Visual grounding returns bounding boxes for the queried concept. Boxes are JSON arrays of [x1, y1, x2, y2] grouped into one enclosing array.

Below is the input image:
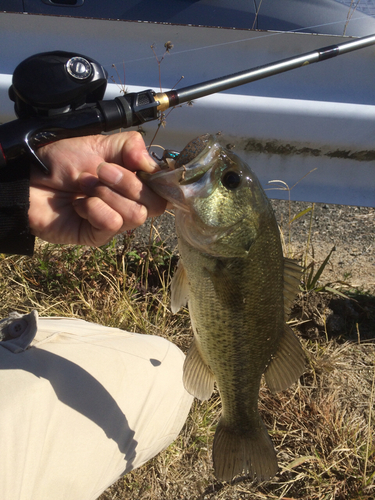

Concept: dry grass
[[1, 227, 374, 500]]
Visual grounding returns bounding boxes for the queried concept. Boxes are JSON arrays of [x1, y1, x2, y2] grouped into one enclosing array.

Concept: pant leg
[[0, 313, 193, 500]]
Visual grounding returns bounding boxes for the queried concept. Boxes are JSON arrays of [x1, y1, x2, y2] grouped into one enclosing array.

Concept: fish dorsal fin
[[171, 259, 190, 313], [264, 324, 305, 393], [183, 337, 215, 401], [284, 257, 302, 316]]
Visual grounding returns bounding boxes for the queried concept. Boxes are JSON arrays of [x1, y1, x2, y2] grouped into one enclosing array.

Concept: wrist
[[0, 162, 35, 255]]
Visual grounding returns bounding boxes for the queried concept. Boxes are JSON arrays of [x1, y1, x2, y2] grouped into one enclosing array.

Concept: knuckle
[[124, 203, 148, 230]]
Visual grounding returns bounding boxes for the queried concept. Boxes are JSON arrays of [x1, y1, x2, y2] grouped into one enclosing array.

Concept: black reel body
[[0, 50, 159, 173], [9, 51, 108, 118]]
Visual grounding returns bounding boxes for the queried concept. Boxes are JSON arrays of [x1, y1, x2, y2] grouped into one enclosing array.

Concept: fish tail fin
[[212, 418, 278, 482]]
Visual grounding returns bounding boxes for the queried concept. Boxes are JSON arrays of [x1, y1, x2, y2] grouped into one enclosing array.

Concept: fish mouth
[[139, 135, 255, 256], [138, 135, 220, 210]]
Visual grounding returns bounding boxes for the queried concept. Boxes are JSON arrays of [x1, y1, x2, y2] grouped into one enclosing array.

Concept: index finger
[[100, 131, 159, 173]]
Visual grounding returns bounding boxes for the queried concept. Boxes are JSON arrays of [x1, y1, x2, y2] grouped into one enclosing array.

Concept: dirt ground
[[273, 201, 375, 342], [272, 200, 375, 293]]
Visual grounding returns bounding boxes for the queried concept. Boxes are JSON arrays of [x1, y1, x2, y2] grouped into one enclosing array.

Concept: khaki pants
[[0, 312, 193, 500]]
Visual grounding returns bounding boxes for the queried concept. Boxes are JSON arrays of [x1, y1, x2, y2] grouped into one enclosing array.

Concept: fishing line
[[107, 12, 375, 71]]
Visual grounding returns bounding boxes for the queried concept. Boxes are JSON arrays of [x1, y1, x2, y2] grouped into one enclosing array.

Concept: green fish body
[[140, 135, 305, 481]]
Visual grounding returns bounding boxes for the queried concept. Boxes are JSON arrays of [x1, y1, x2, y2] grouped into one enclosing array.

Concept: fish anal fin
[[183, 338, 215, 401], [284, 258, 303, 316], [213, 418, 278, 482], [171, 259, 189, 313], [264, 324, 305, 393]]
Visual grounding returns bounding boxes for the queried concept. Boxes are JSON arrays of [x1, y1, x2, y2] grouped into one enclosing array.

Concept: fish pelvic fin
[[283, 257, 302, 316], [213, 418, 278, 482], [171, 259, 189, 313], [264, 324, 305, 393], [183, 338, 215, 401]]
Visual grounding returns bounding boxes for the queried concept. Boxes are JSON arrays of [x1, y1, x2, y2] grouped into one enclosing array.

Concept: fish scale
[[140, 134, 306, 482], [179, 216, 284, 479]]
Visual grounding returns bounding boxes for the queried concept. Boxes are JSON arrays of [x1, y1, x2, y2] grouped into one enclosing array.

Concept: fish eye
[[222, 170, 242, 190]]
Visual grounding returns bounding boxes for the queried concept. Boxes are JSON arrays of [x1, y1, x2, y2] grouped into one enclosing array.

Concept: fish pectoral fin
[[171, 259, 190, 313], [213, 418, 278, 482], [284, 257, 303, 316], [183, 338, 215, 401], [264, 324, 305, 393]]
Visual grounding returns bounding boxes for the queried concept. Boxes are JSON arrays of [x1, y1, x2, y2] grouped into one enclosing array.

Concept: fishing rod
[[1, 33, 375, 174]]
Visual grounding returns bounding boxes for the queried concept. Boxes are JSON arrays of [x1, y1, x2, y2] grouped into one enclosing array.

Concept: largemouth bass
[[140, 134, 305, 481]]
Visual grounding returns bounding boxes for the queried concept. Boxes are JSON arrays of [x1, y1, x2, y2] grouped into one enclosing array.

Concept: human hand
[[29, 131, 166, 246]]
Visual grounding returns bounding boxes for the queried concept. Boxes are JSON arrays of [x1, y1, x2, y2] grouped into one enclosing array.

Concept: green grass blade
[[307, 246, 335, 290], [290, 206, 313, 224]]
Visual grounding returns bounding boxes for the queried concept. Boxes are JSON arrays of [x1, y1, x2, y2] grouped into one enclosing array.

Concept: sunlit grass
[[1, 214, 374, 500]]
